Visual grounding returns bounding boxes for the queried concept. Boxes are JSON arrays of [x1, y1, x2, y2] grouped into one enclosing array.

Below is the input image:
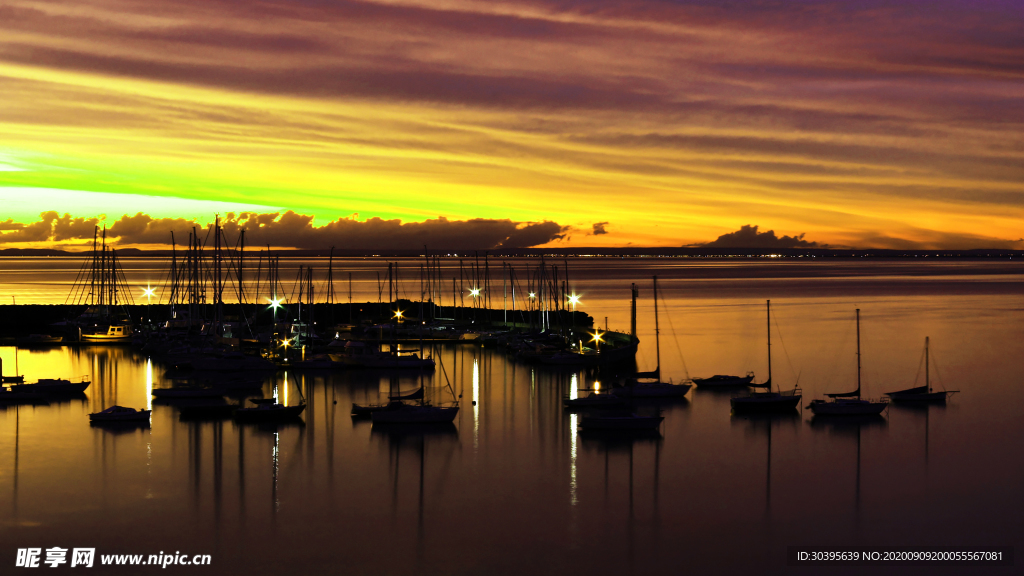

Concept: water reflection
[[371, 423, 458, 564], [731, 411, 800, 513]]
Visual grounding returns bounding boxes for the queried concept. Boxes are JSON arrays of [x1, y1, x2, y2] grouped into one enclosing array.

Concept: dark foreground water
[[1, 259, 1022, 574]]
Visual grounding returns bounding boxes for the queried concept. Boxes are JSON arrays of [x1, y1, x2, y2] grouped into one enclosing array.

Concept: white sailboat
[[809, 309, 888, 416]]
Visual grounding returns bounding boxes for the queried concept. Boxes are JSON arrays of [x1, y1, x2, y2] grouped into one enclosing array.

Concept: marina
[[0, 256, 1021, 573]]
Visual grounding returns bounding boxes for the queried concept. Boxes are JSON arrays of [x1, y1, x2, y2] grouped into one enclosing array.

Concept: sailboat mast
[[856, 308, 861, 400], [925, 336, 930, 392], [766, 299, 772, 389], [653, 276, 661, 376]]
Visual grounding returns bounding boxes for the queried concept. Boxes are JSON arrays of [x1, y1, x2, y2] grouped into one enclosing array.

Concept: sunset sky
[[1, 0, 1022, 249]]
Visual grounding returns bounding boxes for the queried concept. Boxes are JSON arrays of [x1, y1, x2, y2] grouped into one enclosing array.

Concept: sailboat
[[564, 380, 627, 408], [612, 276, 691, 398], [235, 374, 306, 422], [371, 358, 459, 424], [885, 337, 959, 402], [0, 354, 25, 384], [730, 300, 802, 413], [11, 377, 91, 395], [809, 309, 888, 416]]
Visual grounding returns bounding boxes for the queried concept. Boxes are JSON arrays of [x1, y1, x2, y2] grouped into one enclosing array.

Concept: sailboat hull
[[11, 379, 91, 394], [809, 399, 887, 415], [730, 392, 802, 413], [563, 393, 626, 408], [612, 381, 692, 398], [885, 388, 954, 402], [371, 404, 459, 423]]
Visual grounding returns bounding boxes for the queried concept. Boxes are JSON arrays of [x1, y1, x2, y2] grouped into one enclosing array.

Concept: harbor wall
[[0, 303, 593, 337]]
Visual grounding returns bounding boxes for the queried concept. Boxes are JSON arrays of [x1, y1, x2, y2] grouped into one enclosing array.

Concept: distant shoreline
[[2, 247, 1022, 258]]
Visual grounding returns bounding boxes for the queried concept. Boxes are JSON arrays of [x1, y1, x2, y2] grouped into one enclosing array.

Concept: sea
[[0, 256, 1021, 574]]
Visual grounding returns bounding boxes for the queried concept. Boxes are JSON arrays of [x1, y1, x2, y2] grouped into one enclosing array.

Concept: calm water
[[1, 258, 1022, 574]]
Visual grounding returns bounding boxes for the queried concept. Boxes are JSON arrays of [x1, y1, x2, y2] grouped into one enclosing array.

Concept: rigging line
[[770, 307, 799, 384], [288, 266, 303, 302], [64, 255, 91, 305], [821, 314, 853, 392], [156, 251, 175, 305], [930, 351, 947, 390], [113, 252, 136, 307], [657, 288, 690, 381], [912, 342, 926, 387]]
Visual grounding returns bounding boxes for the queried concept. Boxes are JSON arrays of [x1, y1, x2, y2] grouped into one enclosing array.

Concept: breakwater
[[0, 302, 594, 338]]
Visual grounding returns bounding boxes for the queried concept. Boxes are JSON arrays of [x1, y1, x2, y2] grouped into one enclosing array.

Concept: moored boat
[[885, 337, 958, 403], [11, 377, 91, 394], [611, 276, 692, 398], [16, 334, 64, 346], [578, 411, 664, 430], [371, 401, 459, 424], [152, 386, 225, 399], [81, 325, 133, 343], [731, 300, 802, 413], [564, 391, 627, 408], [235, 398, 306, 422], [0, 387, 47, 403], [89, 405, 151, 422], [693, 372, 755, 387], [809, 309, 888, 417]]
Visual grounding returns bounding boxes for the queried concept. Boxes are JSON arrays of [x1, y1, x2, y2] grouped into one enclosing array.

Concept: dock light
[[470, 288, 481, 297], [529, 292, 536, 299], [281, 337, 292, 349], [594, 381, 600, 391], [141, 285, 156, 302], [394, 309, 404, 321], [567, 293, 581, 310], [590, 330, 604, 351], [267, 296, 284, 322]]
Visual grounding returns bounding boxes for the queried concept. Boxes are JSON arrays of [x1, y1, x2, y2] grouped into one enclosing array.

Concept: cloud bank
[[0, 211, 569, 250], [704, 225, 821, 249]]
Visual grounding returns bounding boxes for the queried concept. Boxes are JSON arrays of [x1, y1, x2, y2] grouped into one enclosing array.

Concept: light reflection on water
[[0, 261, 1022, 574]]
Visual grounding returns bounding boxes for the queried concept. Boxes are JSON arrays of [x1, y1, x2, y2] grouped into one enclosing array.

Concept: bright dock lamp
[[268, 296, 284, 322], [567, 293, 581, 310], [590, 330, 604, 352], [141, 284, 156, 325]]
